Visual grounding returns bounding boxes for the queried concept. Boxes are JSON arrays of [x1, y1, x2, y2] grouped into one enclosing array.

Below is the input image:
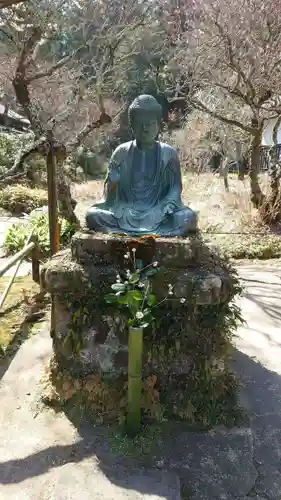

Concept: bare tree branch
[[0, 0, 27, 7], [25, 54, 73, 83], [12, 27, 43, 135], [213, 19, 256, 103], [210, 79, 248, 104], [67, 112, 112, 150], [189, 97, 254, 133]]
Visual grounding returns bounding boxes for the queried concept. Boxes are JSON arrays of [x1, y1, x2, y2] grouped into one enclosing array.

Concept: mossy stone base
[[41, 356, 242, 428], [41, 231, 242, 424]]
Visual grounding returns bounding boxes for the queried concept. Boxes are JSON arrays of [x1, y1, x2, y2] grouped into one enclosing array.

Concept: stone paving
[[230, 263, 281, 500], [0, 210, 281, 499], [0, 323, 181, 500]]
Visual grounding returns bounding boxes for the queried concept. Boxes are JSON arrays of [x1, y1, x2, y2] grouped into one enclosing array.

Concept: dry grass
[[0, 184, 48, 215], [71, 172, 281, 259], [73, 173, 270, 233], [0, 276, 48, 356], [72, 179, 104, 202], [184, 172, 270, 233]]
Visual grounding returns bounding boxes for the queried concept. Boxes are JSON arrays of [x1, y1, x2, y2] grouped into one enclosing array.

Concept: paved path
[[0, 259, 281, 499], [231, 263, 281, 500], [0, 320, 180, 500]]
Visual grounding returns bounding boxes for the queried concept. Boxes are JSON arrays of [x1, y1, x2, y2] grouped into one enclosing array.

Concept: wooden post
[[46, 129, 60, 257], [46, 129, 60, 335], [31, 246, 40, 284]]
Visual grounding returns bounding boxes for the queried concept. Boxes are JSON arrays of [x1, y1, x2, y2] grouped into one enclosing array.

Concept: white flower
[[180, 298, 186, 304], [153, 261, 158, 267], [168, 291, 173, 296], [136, 311, 144, 319], [116, 274, 121, 282], [132, 248, 136, 253], [168, 284, 173, 295], [138, 282, 145, 288], [124, 252, 130, 260]]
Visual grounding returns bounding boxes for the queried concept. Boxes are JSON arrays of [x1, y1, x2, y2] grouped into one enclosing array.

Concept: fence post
[[46, 129, 60, 257], [46, 129, 60, 334], [31, 246, 40, 284]]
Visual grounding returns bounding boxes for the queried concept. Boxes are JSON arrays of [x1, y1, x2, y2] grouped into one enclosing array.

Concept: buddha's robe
[[85, 140, 197, 237]]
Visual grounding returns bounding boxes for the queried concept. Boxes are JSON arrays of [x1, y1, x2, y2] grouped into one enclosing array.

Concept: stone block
[[41, 231, 239, 379], [71, 231, 223, 270]]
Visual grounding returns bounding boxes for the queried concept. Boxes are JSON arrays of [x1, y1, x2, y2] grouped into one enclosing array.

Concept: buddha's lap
[[86, 206, 195, 227], [86, 205, 195, 218]]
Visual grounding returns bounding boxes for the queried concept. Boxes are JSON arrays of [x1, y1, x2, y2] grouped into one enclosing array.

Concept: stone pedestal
[[41, 231, 241, 424]]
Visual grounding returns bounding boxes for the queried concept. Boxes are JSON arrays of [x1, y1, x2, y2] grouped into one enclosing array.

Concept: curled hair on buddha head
[[128, 94, 162, 125]]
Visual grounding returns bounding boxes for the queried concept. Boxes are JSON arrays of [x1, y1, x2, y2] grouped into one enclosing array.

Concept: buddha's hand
[[164, 203, 175, 216]]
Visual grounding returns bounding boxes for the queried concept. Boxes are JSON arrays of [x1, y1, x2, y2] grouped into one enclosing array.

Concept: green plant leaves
[[145, 268, 158, 277], [105, 294, 117, 303], [3, 213, 76, 258], [147, 294, 156, 306], [139, 322, 150, 328], [131, 290, 143, 301], [105, 259, 160, 330], [111, 283, 126, 292], [129, 272, 140, 284]]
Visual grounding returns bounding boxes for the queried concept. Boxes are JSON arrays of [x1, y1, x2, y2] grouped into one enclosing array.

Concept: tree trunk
[[12, 29, 79, 226], [249, 129, 265, 208], [58, 183, 78, 224], [269, 152, 280, 209], [56, 167, 79, 225], [236, 141, 244, 181], [220, 157, 229, 192], [269, 116, 281, 213]]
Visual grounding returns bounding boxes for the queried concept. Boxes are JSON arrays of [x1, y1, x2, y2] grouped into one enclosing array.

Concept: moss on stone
[[41, 231, 244, 428], [41, 354, 242, 428]]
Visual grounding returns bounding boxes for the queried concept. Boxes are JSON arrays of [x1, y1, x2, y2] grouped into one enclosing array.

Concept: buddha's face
[[131, 111, 160, 146]]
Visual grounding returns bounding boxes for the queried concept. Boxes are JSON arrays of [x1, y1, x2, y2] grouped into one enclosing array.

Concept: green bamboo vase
[[127, 325, 143, 436]]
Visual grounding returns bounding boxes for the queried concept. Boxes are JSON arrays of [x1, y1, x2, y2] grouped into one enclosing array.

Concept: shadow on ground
[[1, 339, 281, 499], [1, 261, 281, 499]]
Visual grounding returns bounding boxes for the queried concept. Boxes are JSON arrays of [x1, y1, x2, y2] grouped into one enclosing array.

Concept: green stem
[[141, 281, 150, 311], [127, 326, 143, 437]]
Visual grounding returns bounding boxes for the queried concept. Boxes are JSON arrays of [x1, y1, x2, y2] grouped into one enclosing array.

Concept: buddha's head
[[128, 94, 162, 147]]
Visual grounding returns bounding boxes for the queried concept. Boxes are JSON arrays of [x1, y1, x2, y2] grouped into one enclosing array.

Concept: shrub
[[3, 213, 77, 258], [0, 134, 20, 171], [0, 185, 48, 214], [74, 148, 106, 179], [0, 132, 34, 173], [222, 235, 281, 259], [206, 233, 281, 260]]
